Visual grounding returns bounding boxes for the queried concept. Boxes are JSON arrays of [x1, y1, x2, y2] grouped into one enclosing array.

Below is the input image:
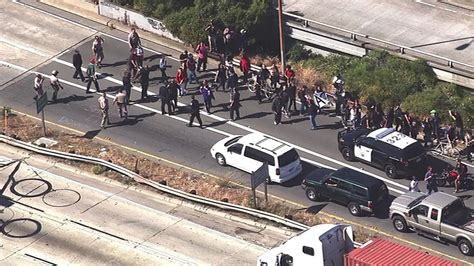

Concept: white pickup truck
[[390, 191, 474, 256]]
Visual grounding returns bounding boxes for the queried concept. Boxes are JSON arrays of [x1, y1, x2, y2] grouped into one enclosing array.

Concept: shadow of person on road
[[105, 112, 156, 129], [315, 122, 344, 130], [281, 117, 309, 125], [205, 120, 228, 128], [49, 95, 93, 105], [100, 59, 127, 68], [97, 73, 114, 79], [239, 111, 272, 120]]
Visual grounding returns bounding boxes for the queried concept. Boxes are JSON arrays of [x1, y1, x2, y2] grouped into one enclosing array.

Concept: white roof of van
[[239, 133, 293, 154], [367, 128, 417, 149]]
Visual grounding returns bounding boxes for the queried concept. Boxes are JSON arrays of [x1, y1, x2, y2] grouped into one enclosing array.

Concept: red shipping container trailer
[[345, 237, 458, 266]]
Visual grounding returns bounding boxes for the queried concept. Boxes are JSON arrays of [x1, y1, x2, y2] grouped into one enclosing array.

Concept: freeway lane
[[0, 0, 472, 262]]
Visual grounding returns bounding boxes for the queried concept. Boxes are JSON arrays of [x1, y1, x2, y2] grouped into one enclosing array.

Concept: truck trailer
[[257, 224, 457, 266]]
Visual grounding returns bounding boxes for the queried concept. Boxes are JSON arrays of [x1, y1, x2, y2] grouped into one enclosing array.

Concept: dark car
[[337, 127, 426, 178], [301, 167, 389, 216]]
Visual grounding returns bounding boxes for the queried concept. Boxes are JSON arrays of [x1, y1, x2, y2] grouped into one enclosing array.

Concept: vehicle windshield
[[278, 149, 299, 167], [408, 195, 428, 208], [224, 136, 242, 147]]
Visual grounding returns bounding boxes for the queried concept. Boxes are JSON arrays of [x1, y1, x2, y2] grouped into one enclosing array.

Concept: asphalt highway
[[0, 0, 472, 263]]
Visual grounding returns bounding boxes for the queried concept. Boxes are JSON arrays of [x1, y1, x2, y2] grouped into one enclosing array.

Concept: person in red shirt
[[239, 53, 251, 82], [195, 42, 208, 72], [284, 65, 295, 84], [175, 66, 187, 97]]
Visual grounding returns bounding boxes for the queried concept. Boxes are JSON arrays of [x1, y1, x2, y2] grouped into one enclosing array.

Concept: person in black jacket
[[187, 95, 203, 128], [72, 50, 85, 82], [272, 94, 282, 125], [168, 81, 178, 112], [122, 71, 132, 104], [136, 65, 150, 99], [159, 80, 172, 115], [287, 80, 297, 113], [229, 88, 241, 121], [308, 99, 319, 130]]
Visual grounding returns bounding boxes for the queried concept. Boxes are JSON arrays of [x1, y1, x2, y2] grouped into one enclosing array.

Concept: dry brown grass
[[1, 112, 376, 244]]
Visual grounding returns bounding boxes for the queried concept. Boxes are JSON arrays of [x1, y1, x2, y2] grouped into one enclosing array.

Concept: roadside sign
[[36, 92, 48, 114], [250, 162, 269, 209], [251, 162, 268, 190]]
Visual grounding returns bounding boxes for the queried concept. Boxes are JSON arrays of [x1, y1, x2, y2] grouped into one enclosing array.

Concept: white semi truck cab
[[257, 224, 355, 266]]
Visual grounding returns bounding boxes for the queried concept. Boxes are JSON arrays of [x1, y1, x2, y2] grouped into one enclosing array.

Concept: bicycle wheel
[[264, 87, 274, 99], [247, 82, 256, 93]]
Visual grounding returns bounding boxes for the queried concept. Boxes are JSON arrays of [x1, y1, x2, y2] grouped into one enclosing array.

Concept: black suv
[[337, 127, 426, 178], [301, 167, 389, 216]]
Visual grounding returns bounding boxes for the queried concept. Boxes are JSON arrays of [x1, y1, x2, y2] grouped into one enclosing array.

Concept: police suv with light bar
[[337, 128, 426, 178]]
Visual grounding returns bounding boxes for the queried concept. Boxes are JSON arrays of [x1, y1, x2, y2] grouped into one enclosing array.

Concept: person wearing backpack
[[159, 56, 168, 82], [128, 28, 141, 49], [86, 58, 100, 93]]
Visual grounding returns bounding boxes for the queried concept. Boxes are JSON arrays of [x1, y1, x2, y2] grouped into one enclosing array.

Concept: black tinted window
[[414, 205, 429, 217], [369, 183, 388, 201], [244, 147, 275, 166], [278, 149, 299, 167], [359, 138, 376, 147], [353, 185, 368, 197], [224, 136, 242, 147], [337, 180, 352, 192], [228, 144, 243, 154], [403, 142, 425, 159]]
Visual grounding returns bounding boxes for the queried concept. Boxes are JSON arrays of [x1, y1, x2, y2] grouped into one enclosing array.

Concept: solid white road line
[[55, 57, 410, 192], [1, 58, 406, 195], [2, 3, 410, 194]]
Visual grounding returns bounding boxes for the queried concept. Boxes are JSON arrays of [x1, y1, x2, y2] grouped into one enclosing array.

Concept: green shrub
[[344, 51, 437, 107], [403, 83, 473, 128], [287, 42, 311, 62], [92, 164, 107, 175]]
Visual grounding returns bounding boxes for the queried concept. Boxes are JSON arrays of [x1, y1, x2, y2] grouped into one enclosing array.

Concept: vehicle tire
[[458, 238, 473, 256], [384, 164, 398, 179], [348, 202, 361, 216], [341, 147, 355, 161], [215, 153, 226, 166], [392, 215, 408, 232], [305, 187, 320, 201], [435, 177, 447, 187]]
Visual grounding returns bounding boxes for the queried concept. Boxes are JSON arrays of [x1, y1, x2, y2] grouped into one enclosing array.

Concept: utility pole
[[277, 0, 286, 70]]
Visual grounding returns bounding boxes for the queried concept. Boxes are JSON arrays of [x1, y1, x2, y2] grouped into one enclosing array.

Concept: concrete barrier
[[98, 0, 182, 43]]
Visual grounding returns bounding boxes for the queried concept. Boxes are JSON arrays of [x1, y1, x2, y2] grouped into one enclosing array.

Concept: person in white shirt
[[113, 90, 128, 119], [33, 73, 44, 100], [409, 176, 421, 192], [98, 92, 110, 128], [50, 70, 63, 102]]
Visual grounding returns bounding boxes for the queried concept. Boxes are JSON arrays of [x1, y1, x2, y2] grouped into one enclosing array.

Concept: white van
[[210, 133, 302, 183]]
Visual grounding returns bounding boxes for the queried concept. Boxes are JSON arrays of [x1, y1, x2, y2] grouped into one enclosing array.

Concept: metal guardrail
[[0, 134, 309, 231], [282, 11, 474, 71]]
